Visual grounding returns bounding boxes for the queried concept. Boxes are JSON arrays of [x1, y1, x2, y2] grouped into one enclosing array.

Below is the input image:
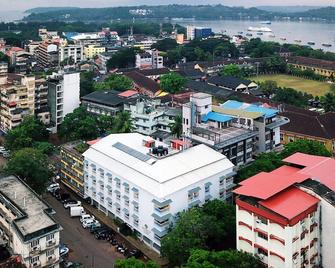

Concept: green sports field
[[251, 74, 331, 96]]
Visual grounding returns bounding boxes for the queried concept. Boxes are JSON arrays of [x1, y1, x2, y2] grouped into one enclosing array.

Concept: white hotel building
[[83, 133, 235, 252]]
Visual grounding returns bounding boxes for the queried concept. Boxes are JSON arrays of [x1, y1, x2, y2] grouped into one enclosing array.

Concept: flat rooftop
[[83, 133, 234, 198], [0, 176, 59, 240]]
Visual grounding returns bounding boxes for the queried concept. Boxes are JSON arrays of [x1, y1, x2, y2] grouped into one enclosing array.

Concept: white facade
[[135, 50, 163, 70], [187, 25, 195, 41], [83, 133, 235, 252], [59, 44, 84, 64], [236, 203, 320, 268], [0, 176, 61, 268]]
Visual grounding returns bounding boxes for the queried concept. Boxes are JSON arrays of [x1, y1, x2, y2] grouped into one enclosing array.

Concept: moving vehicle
[[80, 214, 95, 223], [64, 200, 81, 209], [70, 206, 85, 217], [47, 183, 60, 193], [59, 244, 69, 257], [82, 219, 100, 229]]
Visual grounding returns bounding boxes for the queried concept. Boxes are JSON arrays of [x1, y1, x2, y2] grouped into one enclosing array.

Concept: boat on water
[[322, 43, 332, 47], [246, 33, 253, 37], [238, 31, 243, 35], [257, 32, 263, 36], [307, 41, 315, 46], [269, 34, 275, 38], [280, 37, 287, 41], [248, 26, 272, 32], [294, 39, 302, 43], [260, 21, 271, 25]]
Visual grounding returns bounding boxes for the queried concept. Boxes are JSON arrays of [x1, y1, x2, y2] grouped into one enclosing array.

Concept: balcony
[[29, 261, 41, 268], [46, 239, 56, 248], [266, 117, 290, 130]]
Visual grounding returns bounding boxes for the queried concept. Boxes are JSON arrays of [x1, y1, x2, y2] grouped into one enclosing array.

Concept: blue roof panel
[[201, 112, 232, 123]]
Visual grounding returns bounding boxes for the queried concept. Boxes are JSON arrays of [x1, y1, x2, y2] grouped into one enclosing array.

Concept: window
[[116, 193, 121, 201], [46, 249, 54, 257], [125, 186, 129, 194], [219, 177, 225, 186], [257, 232, 268, 240], [154, 218, 169, 227], [257, 248, 268, 256], [116, 180, 121, 188], [125, 199, 129, 207], [46, 234, 54, 241], [116, 207, 121, 214], [134, 191, 139, 199], [125, 211, 129, 220], [30, 256, 39, 263], [134, 204, 139, 213], [205, 185, 210, 193], [134, 218, 139, 226], [31, 240, 39, 247], [219, 190, 225, 199], [257, 216, 268, 225], [188, 191, 199, 201], [100, 170, 104, 178]]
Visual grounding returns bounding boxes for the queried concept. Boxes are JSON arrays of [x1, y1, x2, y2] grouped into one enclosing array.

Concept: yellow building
[[84, 44, 106, 60], [288, 56, 335, 78], [280, 110, 335, 154], [0, 73, 35, 132], [60, 141, 86, 197]]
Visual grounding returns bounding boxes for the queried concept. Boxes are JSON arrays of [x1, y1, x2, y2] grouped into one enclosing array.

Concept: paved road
[[44, 194, 124, 268]]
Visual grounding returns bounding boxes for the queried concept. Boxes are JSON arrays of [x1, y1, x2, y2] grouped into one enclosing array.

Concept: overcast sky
[[1, 0, 334, 11]]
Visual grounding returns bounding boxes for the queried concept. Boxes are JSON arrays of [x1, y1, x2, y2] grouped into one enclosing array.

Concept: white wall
[[62, 72, 80, 118]]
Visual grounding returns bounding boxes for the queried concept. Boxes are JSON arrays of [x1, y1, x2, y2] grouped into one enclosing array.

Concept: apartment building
[[59, 44, 84, 64], [234, 152, 335, 268], [124, 98, 181, 139], [84, 45, 106, 60], [60, 141, 86, 197], [83, 133, 235, 252], [0, 61, 7, 74], [0, 175, 61, 268], [35, 77, 50, 125], [47, 70, 80, 132], [0, 73, 35, 132], [182, 94, 289, 165], [36, 41, 59, 68], [135, 50, 164, 70]]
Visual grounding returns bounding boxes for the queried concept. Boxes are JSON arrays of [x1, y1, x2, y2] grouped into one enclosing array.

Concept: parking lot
[[44, 194, 124, 268]]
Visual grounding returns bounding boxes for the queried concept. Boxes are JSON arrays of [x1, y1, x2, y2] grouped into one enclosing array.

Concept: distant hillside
[[23, 4, 276, 22], [25, 7, 80, 14], [257, 6, 322, 13]]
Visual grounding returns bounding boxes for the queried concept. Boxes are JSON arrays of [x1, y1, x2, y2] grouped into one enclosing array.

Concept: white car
[[47, 183, 60, 193], [82, 219, 99, 229], [63, 200, 81, 209], [80, 214, 95, 223]]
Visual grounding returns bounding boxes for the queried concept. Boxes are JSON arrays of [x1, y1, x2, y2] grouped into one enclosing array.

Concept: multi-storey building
[[182, 94, 289, 165], [47, 70, 80, 132], [35, 77, 50, 125], [234, 152, 335, 268], [0, 175, 61, 268], [124, 98, 181, 139], [83, 133, 235, 252], [0, 73, 35, 132], [84, 45, 106, 60], [0, 61, 7, 74], [135, 50, 164, 70], [60, 141, 86, 197], [36, 41, 59, 68], [59, 43, 84, 64]]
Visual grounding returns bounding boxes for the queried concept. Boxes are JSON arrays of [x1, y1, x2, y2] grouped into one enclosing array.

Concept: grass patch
[[251, 74, 331, 96]]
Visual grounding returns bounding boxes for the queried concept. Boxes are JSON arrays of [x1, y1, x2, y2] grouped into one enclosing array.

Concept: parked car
[[2, 150, 10, 158], [64, 200, 81, 209], [47, 183, 60, 193], [80, 214, 95, 223], [58, 193, 71, 202], [0, 147, 6, 154], [95, 229, 112, 240], [89, 225, 105, 233], [59, 244, 69, 257], [82, 219, 100, 229]]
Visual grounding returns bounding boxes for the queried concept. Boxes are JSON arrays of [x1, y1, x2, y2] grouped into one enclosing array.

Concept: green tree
[[5, 148, 52, 194], [280, 139, 331, 159], [220, 64, 242, 78], [94, 74, 133, 91], [33, 141, 55, 156], [161, 200, 235, 267], [112, 111, 134, 133], [273, 87, 311, 107], [106, 48, 136, 69], [160, 72, 187, 94], [169, 115, 182, 138], [115, 258, 159, 268], [184, 249, 261, 268], [0, 52, 9, 64], [80, 71, 95, 97], [151, 38, 178, 51], [58, 107, 100, 141], [5, 116, 49, 151], [321, 92, 335, 112], [259, 80, 278, 98]]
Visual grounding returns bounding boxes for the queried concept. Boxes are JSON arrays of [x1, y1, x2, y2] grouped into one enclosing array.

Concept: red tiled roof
[[283, 153, 329, 168], [259, 187, 319, 220], [87, 138, 101, 146], [234, 171, 308, 200], [118, 90, 138, 98]]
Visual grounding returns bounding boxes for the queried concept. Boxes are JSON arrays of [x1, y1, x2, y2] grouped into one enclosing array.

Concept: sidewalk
[[82, 203, 169, 268]]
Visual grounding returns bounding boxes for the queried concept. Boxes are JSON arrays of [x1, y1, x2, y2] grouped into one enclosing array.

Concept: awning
[[106, 185, 112, 190], [123, 195, 129, 200], [123, 182, 129, 187], [205, 182, 212, 187], [114, 202, 120, 208], [98, 192, 104, 197], [151, 213, 171, 222], [188, 187, 201, 194], [152, 227, 168, 237], [114, 190, 120, 194], [152, 199, 172, 207], [106, 197, 112, 202], [123, 208, 129, 213], [132, 201, 139, 206], [132, 214, 139, 220], [188, 199, 201, 208], [132, 187, 139, 192]]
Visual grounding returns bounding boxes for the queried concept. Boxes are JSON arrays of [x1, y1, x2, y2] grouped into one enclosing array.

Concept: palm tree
[[321, 93, 335, 112], [169, 115, 182, 138], [112, 111, 134, 133]]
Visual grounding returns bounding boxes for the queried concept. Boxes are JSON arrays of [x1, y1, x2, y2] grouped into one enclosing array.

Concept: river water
[[174, 19, 335, 52]]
